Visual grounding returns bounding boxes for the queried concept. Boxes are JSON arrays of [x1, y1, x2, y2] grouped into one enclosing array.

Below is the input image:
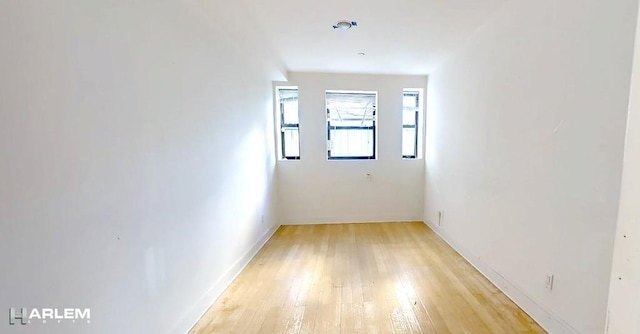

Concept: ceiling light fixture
[[357, 52, 366, 56], [333, 21, 357, 30]]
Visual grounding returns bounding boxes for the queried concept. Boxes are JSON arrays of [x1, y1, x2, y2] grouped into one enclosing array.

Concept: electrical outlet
[[438, 210, 444, 226], [545, 274, 554, 290]]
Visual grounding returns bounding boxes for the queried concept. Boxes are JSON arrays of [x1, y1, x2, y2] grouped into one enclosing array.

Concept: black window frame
[[278, 88, 300, 160], [326, 91, 377, 160], [402, 90, 420, 159]]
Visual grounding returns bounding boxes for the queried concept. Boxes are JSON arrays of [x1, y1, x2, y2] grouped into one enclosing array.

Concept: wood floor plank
[[190, 222, 546, 334]]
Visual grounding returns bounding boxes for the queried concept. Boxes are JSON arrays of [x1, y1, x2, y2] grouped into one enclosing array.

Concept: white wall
[[277, 72, 426, 225], [0, 1, 282, 333], [424, 0, 638, 333], [606, 3, 640, 333]]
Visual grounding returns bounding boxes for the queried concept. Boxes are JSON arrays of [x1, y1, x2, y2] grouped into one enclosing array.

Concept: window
[[326, 91, 377, 160], [402, 89, 422, 159], [277, 87, 300, 160]]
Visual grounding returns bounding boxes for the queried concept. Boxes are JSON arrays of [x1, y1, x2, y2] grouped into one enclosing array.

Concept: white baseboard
[[173, 224, 280, 333], [283, 219, 423, 225], [423, 220, 579, 334]]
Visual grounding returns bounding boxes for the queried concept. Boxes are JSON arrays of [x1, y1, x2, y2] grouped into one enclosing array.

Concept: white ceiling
[[236, 0, 508, 75]]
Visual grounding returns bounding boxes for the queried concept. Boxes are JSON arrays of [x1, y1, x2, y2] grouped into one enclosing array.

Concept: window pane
[[327, 92, 375, 127], [283, 101, 298, 124], [326, 91, 376, 159], [283, 128, 299, 158], [403, 110, 417, 126], [330, 129, 373, 157], [402, 89, 421, 159], [403, 94, 419, 109], [328, 109, 374, 127], [402, 128, 416, 157], [278, 87, 300, 160], [280, 89, 299, 125]]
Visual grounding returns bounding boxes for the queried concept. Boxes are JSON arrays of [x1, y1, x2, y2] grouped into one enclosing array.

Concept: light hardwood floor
[[190, 222, 545, 334]]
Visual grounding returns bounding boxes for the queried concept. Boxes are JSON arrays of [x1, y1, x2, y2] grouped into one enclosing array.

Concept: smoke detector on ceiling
[[333, 21, 357, 30]]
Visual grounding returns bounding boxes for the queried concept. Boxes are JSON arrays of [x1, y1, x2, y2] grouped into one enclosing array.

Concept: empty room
[[2, 0, 640, 333]]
